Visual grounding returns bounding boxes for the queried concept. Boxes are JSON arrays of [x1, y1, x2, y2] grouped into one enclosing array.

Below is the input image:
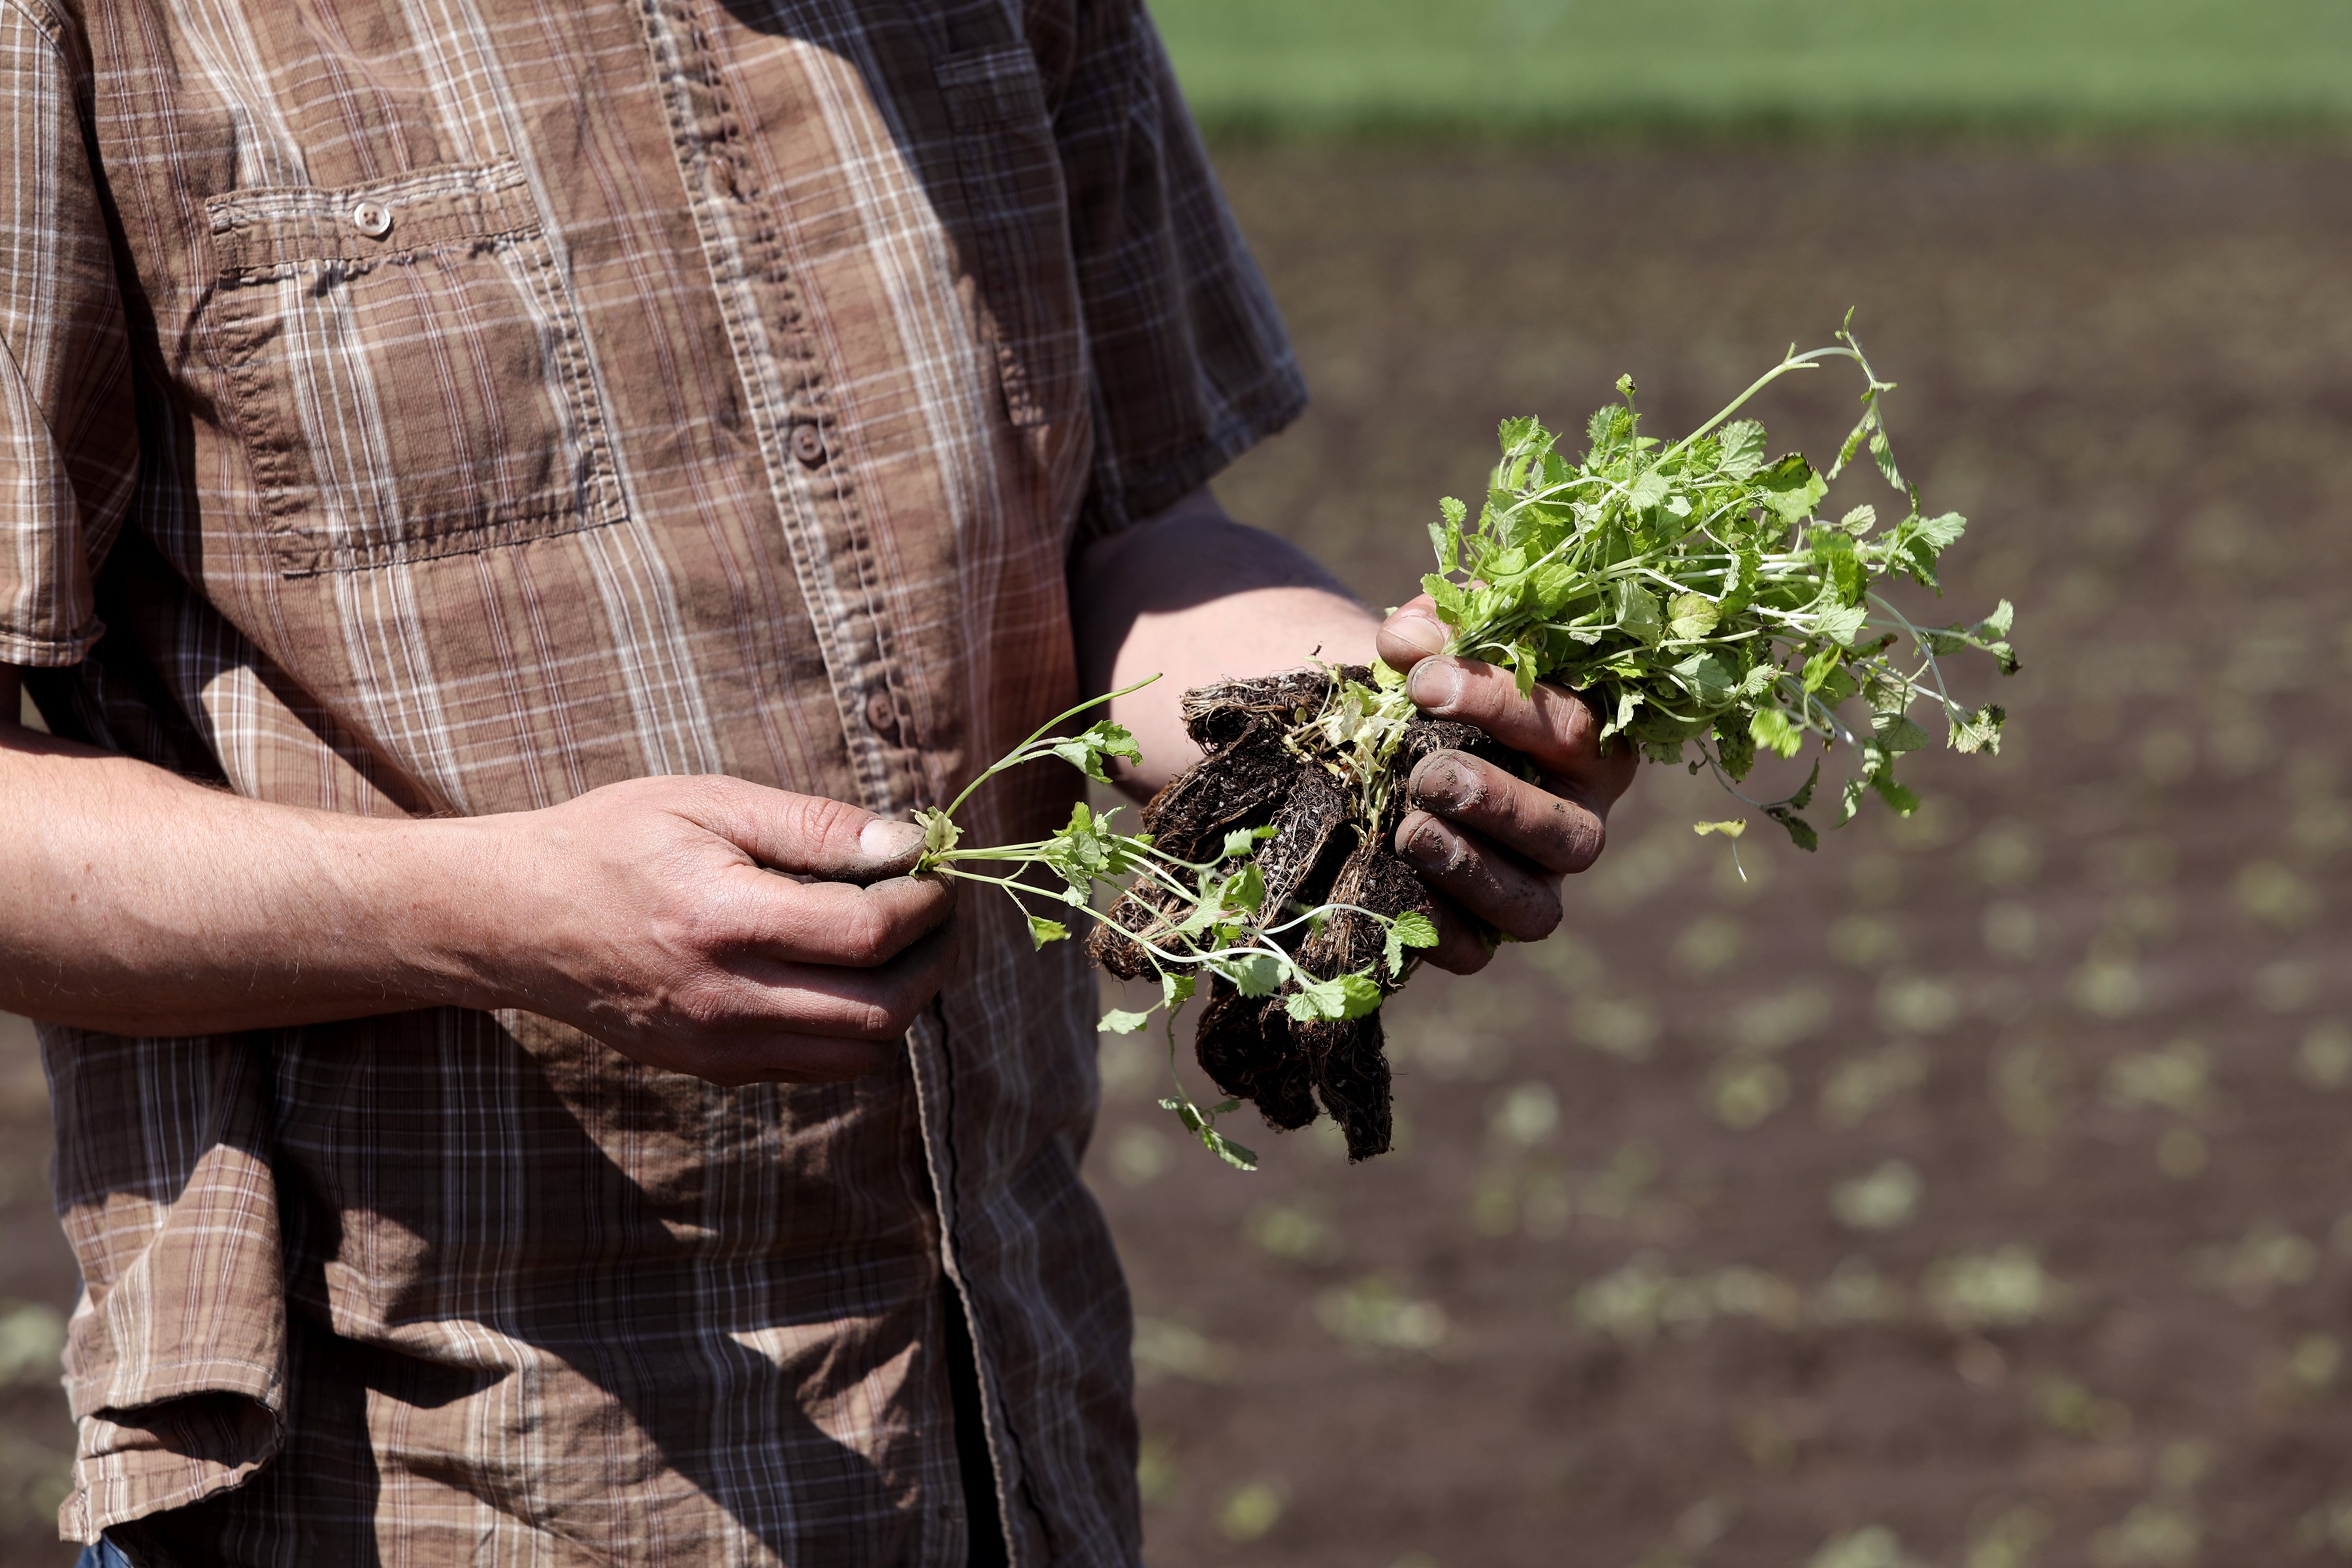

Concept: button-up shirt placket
[[633, 8, 979, 1564]]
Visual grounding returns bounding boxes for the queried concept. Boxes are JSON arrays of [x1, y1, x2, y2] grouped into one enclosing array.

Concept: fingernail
[[860, 819, 926, 862], [1407, 657, 1463, 711], [1387, 613, 1448, 657], [1412, 753, 1471, 811], [1399, 816, 1456, 872]]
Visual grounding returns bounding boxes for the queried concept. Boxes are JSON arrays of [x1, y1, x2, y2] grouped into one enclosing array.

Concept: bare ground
[[1094, 148, 2352, 1568]]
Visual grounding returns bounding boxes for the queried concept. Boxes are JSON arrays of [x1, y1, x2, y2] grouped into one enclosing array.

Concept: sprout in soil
[[914, 322, 2017, 1168]]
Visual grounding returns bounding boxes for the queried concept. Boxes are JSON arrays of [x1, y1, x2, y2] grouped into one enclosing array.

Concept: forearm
[[0, 667, 502, 1034], [1070, 488, 1380, 795]]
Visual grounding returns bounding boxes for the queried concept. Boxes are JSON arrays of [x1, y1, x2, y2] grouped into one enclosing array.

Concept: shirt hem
[[0, 618, 103, 668], [1075, 360, 1309, 546], [59, 1445, 282, 1546]]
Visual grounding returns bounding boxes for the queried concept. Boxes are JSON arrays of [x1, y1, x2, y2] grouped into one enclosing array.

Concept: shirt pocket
[[203, 159, 626, 576], [936, 46, 1086, 430]]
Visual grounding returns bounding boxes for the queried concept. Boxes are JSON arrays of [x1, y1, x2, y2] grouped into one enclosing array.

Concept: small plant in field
[[915, 323, 2016, 1166]]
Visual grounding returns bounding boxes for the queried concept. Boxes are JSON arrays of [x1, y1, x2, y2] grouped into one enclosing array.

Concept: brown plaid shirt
[[0, 0, 1302, 1560]]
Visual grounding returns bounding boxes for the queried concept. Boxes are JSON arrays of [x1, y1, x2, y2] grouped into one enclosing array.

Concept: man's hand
[[490, 779, 956, 1085], [1071, 489, 1641, 975], [1375, 595, 1641, 975], [1, 666, 952, 1083]]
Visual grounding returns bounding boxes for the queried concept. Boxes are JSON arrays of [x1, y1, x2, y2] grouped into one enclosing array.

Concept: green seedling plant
[[915, 320, 2016, 1165], [1345, 317, 2016, 856], [913, 691, 1438, 1171]]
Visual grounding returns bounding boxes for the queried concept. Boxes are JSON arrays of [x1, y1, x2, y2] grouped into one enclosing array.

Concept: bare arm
[[1069, 488, 1638, 973], [1069, 487, 1378, 790], [0, 665, 953, 1082]]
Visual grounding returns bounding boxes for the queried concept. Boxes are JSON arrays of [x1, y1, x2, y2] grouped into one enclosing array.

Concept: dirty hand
[[1374, 595, 1641, 973], [491, 777, 957, 1085]]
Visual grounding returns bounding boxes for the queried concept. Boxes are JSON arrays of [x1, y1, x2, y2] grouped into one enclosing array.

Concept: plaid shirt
[[0, 0, 1302, 1560]]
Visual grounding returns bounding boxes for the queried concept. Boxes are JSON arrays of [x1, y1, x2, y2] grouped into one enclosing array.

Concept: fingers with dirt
[[1403, 654, 1637, 803], [1407, 747, 1607, 875]]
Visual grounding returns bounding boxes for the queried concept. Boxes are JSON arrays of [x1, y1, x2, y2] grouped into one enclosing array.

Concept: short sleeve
[[1051, 0, 1308, 542], [0, 0, 135, 667]]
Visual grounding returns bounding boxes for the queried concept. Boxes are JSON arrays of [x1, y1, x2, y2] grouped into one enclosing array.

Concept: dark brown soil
[[1090, 668, 1529, 1159], [1085, 146, 2352, 1568]]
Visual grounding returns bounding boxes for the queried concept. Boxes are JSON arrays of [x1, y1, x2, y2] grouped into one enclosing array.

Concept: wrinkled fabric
[[0, 0, 1303, 1560]]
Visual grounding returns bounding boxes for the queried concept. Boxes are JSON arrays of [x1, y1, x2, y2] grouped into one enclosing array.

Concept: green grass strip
[[1152, 0, 2352, 140]]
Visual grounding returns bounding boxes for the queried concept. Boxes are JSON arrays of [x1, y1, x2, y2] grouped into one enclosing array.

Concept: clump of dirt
[[1088, 666, 1527, 1159]]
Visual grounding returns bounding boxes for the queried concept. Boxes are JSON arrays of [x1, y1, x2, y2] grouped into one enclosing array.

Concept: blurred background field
[[8, 5, 2352, 1566], [1087, 146, 2352, 1567], [1151, 0, 2352, 139]]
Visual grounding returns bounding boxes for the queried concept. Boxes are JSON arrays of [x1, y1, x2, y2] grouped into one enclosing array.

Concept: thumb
[[689, 779, 928, 885], [1376, 592, 1451, 676]]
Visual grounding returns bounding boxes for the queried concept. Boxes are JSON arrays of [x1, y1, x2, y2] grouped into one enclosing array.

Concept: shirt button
[[350, 200, 394, 239], [865, 689, 899, 739], [790, 423, 827, 466]]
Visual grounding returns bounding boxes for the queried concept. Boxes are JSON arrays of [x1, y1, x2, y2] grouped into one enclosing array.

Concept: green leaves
[[1027, 915, 1070, 948], [1285, 971, 1385, 1024], [1756, 453, 1827, 524], [1888, 510, 1967, 587], [1763, 762, 1823, 851], [914, 806, 962, 860], [1813, 532, 1865, 605], [1160, 1096, 1256, 1171], [1872, 711, 1932, 753], [1750, 707, 1805, 760], [1099, 1007, 1152, 1034], [1428, 495, 1469, 576], [1218, 952, 1283, 998], [1627, 466, 1672, 512], [1048, 720, 1142, 784], [1717, 419, 1768, 480], [1614, 579, 1663, 644], [1220, 824, 1279, 860], [1951, 703, 2007, 755], [1421, 573, 1468, 625], [1287, 340, 2012, 873], [1037, 801, 1147, 899], [1667, 591, 1720, 642], [1384, 910, 1440, 979], [1815, 601, 1869, 647]]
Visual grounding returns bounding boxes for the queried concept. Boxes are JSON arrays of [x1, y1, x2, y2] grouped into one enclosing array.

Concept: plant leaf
[[915, 807, 962, 858], [1872, 711, 1932, 753], [1750, 707, 1804, 760], [1221, 824, 1277, 860], [1717, 418, 1768, 480], [1284, 972, 1386, 1024], [1383, 910, 1441, 979], [1048, 720, 1143, 784], [1205, 1129, 1259, 1171], [1614, 580, 1663, 645], [1667, 591, 1720, 642], [1220, 953, 1282, 998], [1756, 453, 1827, 523]]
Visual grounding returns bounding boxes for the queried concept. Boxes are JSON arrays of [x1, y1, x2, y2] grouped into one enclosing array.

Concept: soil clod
[[1094, 665, 1537, 1159]]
